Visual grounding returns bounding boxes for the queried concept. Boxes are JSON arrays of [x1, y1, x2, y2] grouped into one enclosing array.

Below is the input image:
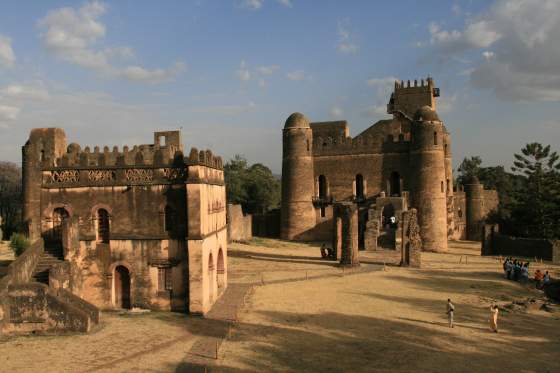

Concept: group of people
[[502, 257, 551, 288]]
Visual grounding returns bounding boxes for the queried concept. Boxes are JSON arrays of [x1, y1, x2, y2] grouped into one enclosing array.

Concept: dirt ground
[[0, 239, 559, 373]]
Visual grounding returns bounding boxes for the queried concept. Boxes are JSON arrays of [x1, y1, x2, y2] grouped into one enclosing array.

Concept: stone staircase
[[32, 244, 64, 285]]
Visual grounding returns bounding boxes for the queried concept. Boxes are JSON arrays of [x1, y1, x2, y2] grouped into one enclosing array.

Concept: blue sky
[[0, 0, 559, 173]]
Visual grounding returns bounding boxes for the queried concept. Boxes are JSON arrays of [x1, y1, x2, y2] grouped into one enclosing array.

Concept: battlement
[[388, 77, 439, 118], [313, 133, 411, 156], [33, 131, 223, 171]]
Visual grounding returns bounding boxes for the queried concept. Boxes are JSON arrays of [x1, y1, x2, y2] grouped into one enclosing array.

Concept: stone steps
[[32, 253, 64, 285]]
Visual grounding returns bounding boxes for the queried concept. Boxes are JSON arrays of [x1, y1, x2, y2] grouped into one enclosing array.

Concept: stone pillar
[[333, 202, 360, 267], [400, 209, 422, 268]]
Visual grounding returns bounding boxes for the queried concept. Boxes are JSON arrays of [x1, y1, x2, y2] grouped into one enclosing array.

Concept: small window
[[158, 267, 172, 291], [306, 139, 310, 152], [320, 206, 326, 218], [446, 179, 450, 193], [458, 208, 463, 218], [97, 209, 110, 243], [318, 175, 327, 199], [441, 181, 444, 193], [159, 136, 166, 147], [40, 150, 45, 162], [434, 132, 438, 145]]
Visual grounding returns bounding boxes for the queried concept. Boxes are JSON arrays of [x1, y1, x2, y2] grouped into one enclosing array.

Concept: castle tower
[[443, 130, 454, 238], [280, 113, 316, 241], [387, 77, 439, 119], [465, 176, 484, 241], [410, 106, 448, 252], [22, 128, 67, 240]]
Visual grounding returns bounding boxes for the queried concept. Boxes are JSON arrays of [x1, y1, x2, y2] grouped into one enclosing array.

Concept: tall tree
[[510, 143, 560, 238], [456, 156, 482, 186], [0, 162, 22, 239]]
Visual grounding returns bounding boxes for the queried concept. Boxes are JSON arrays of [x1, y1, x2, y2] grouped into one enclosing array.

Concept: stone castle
[[20, 129, 227, 315], [281, 78, 498, 251]]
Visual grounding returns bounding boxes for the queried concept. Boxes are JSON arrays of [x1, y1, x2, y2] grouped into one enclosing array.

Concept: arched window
[[318, 175, 327, 199], [434, 132, 438, 145], [441, 181, 444, 193], [446, 179, 450, 193], [164, 205, 174, 232], [208, 253, 214, 302], [390, 172, 401, 196], [355, 174, 364, 199], [51, 207, 69, 243], [217, 249, 225, 294], [97, 209, 110, 243]]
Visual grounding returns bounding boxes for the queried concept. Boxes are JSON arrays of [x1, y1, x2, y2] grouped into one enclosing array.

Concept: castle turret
[[281, 113, 316, 241], [22, 128, 67, 240], [465, 176, 484, 241], [410, 106, 448, 252], [388, 77, 439, 119]]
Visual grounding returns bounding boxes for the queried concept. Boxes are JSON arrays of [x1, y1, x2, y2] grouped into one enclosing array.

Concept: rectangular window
[[158, 267, 173, 291]]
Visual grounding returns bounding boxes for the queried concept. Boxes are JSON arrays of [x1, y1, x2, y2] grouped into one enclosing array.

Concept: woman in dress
[[490, 305, 499, 333]]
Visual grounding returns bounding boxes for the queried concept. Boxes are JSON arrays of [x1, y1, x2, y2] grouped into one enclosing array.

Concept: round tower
[[410, 106, 448, 252], [280, 113, 316, 241], [443, 129, 454, 238], [465, 176, 484, 241]]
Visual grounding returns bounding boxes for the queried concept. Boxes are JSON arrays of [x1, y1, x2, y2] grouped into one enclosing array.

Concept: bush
[[9, 233, 29, 257]]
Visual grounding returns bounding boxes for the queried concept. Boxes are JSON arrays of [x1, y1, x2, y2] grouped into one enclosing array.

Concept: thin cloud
[[336, 20, 358, 54], [286, 70, 311, 81], [0, 35, 15, 68], [38, 1, 185, 84]]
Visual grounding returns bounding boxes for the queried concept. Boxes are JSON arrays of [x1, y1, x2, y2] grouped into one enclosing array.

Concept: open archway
[[217, 249, 225, 294], [114, 265, 131, 309], [97, 209, 110, 243]]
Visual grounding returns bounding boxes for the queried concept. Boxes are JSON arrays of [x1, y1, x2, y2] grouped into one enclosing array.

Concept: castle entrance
[[114, 265, 131, 309], [378, 203, 396, 249]]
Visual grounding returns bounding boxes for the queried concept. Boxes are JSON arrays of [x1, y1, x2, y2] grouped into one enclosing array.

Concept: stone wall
[[0, 282, 98, 335], [400, 209, 422, 267], [482, 225, 560, 263], [0, 239, 44, 292], [252, 209, 280, 238], [227, 204, 252, 242]]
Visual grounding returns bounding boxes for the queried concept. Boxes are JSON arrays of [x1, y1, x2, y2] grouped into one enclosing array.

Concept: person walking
[[490, 305, 499, 333], [446, 299, 455, 328]]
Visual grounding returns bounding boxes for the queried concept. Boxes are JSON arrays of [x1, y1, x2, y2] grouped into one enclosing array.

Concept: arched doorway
[[51, 207, 69, 244], [97, 209, 110, 243], [208, 253, 214, 303], [114, 265, 131, 309], [378, 204, 396, 249], [355, 174, 364, 200], [217, 249, 225, 294], [390, 172, 401, 196]]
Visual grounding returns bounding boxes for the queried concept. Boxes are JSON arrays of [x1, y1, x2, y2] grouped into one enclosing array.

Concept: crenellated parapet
[[312, 134, 411, 156]]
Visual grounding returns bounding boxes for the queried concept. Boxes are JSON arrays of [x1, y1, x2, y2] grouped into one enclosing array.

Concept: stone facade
[[281, 77, 498, 250], [21, 128, 227, 315]]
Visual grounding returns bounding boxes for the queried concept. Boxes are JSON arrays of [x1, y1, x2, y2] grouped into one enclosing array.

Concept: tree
[[456, 156, 482, 186], [509, 143, 560, 239], [0, 162, 22, 240], [224, 155, 280, 214]]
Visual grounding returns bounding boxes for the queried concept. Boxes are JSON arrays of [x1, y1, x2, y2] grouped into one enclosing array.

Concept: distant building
[[22, 129, 227, 314], [281, 78, 497, 250]]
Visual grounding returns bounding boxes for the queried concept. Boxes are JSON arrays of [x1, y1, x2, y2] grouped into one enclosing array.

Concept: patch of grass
[[9, 233, 29, 257]]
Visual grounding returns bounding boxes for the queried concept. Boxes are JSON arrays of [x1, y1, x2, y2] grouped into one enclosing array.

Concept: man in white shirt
[[446, 299, 455, 328]]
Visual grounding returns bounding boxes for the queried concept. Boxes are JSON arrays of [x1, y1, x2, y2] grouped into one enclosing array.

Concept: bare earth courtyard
[[1, 240, 559, 373]]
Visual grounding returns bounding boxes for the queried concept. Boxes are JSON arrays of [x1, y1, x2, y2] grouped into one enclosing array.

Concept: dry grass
[[1, 239, 559, 373]]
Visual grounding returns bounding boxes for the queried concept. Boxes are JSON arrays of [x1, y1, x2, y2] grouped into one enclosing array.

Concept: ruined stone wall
[[227, 204, 252, 242], [483, 226, 560, 263]]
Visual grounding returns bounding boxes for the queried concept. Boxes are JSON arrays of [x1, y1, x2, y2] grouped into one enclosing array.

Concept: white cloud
[[277, 0, 292, 8], [0, 84, 50, 101], [242, 0, 264, 10], [362, 105, 387, 117], [0, 35, 15, 68], [426, 0, 560, 101], [364, 76, 399, 118], [286, 70, 311, 81], [236, 60, 252, 81], [256, 65, 279, 75], [38, 1, 185, 83], [0, 105, 20, 123], [336, 20, 358, 54], [329, 106, 343, 118]]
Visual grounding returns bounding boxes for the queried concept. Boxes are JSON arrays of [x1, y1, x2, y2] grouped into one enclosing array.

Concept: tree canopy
[[224, 155, 280, 214], [0, 162, 22, 239]]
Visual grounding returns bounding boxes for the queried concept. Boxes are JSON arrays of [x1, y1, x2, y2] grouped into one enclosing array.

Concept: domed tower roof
[[284, 112, 310, 129], [414, 106, 440, 122], [469, 175, 480, 184]]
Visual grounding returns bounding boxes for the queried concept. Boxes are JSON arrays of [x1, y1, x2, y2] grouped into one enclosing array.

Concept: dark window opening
[[441, 181, 444, 193], [97, 209, 110, 243], [318, 175, 327, 199], [446, 179, 450, 193], [355, 174, 364, 199], [40, 150, 45, 162], [390, 172, 401, 196], [306, 139, 310, 152], [320, 206, 326, 218], [158, 267, 172, 291], [434, 131, 438, 145], [458, 208, 463, 218]]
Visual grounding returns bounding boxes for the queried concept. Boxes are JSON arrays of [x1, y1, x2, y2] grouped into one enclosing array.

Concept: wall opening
[[441, 181, 444, 193], [158, 267, 172, 292], [159, 136, 166, 147], [390, 172, 401, 196], [217, 249, 225, 294], [208, 253, 215, 303], [97, 209, 110, 243], [446, 179, 450, 193], [50, 207, 69, 245], [318, 175, 327, 199], [114, 265, 131, 309], [355, 174, 364, 200], [40, 150, 45, 162], [320, 206, 326, 218], [434, 131, 438, 145]]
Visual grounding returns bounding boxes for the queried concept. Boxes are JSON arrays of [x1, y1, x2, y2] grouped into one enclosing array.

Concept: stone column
[[334, 202, 360, 267]]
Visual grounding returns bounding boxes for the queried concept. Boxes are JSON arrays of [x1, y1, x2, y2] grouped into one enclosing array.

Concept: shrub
[[9, 233, 29, 257]]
